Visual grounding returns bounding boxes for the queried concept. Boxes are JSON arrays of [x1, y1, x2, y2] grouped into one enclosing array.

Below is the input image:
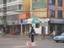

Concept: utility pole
[[3, 0, 7, 34]]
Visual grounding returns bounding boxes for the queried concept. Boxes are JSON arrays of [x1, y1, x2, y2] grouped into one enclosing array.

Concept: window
[[7, 0, 16, 3], [58, 0, 62, 6], [3, 0, 7, 4], [9, 0, 12, 2], [7, 15, 14, 20], [18, 4, 22, 10], [0, 0, 3, 4], [51, 0, 55, 5], [7, 5, 17, 11], [35, 23, 40, 28], [33, 0, 39, 3], [7, 0, 12, 2], [57, 10, 62, 18], [50, 10, 55, 18], [0, 9, 1, 12]]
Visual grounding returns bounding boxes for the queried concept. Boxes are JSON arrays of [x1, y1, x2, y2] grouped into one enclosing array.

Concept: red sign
[[18, 12, 30, 20]]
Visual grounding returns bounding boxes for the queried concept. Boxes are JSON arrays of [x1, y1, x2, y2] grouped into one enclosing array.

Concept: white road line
[[13, 45, 26, 48]]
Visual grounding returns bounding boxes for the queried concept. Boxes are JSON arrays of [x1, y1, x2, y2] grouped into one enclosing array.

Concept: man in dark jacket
[[30, 27, 35, 42]]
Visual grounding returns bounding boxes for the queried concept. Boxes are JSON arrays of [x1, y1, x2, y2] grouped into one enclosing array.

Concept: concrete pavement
[[0, 35, 64, 48]]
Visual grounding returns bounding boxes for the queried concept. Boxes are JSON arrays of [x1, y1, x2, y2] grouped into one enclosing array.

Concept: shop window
[[35, 23, 40, 28]]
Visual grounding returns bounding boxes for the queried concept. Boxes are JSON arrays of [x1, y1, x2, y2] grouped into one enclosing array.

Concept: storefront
[[20, 20, 31, 35], [40, 18, 49, 35], [26, 18, 49, 35], [20, 18, 49, 35], [26, 18, 42, 34], [6, 21, 21, 35], [49, 19, 64, 35]]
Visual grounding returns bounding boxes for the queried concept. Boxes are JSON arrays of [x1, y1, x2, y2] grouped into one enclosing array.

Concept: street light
[[3, 0, 7, 33]]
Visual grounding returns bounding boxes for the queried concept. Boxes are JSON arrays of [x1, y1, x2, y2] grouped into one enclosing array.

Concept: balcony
[[0, 0, 24, 8], [7, 11, 21, 15], [7, 0, 24, 6], [0, 11, 21, 16]]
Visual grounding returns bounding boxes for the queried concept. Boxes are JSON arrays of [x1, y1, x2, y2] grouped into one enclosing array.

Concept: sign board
[[50, 19, 64, 24]]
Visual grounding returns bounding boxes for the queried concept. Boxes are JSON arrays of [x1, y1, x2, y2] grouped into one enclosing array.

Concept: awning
[[49, 19, 64, 24]]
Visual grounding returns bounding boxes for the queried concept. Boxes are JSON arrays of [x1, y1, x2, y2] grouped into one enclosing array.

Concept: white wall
[[45, 26, 48, 35], [33, 25, 42, 34]]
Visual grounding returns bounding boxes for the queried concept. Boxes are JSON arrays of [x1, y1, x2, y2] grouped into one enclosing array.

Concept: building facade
[[31, 0, 48, 34], [48, 0, 64, 35], [28, 0, 64, 35], [0, 0, 63, 35], [24, 0, 49, 34], [0, 0, 24, 34]]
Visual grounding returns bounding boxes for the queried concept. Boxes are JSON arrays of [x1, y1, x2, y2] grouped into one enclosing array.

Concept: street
[[0, 35, 64, 48]]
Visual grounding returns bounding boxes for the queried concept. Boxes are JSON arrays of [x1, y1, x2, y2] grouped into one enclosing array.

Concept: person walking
[[30, 27, 35, 42], [16, 28, 20, 35], [41, 27, 45, 39]]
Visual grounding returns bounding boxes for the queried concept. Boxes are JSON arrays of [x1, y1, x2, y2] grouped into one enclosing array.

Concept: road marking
[[13, 43, 37, 48], [13, 45, 26, 48]]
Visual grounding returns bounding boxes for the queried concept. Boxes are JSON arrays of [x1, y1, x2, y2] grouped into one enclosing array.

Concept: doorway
[[57, 24, 62, 35]]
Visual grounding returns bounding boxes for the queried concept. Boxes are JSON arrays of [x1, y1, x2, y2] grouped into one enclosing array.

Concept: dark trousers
[[31, 35, 34, 42]]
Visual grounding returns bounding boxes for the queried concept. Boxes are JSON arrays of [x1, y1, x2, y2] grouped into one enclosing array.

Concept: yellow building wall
[[23, 0, 31, 11]]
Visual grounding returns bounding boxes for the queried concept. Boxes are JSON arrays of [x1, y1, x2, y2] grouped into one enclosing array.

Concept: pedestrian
[[16, 28, 20, 35], [41, 27, 45, 39], [28, 27, 31, 38], [30, 27, 35, 42], [52, 30, 56, 37], [26, 41, 32, 48]]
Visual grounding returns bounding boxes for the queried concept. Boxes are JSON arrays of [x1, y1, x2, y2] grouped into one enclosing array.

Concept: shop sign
[[50, 19, 64, 24]]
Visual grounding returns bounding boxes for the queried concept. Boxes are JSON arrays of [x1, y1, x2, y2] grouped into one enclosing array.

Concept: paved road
[[0, 35, 64, 48]]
